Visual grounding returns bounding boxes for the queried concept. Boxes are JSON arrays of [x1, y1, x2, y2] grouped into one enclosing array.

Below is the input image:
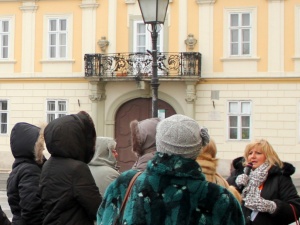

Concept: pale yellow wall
[[96, 0, 109, 53], [0, 1, 22, 73], [187, 1, 198, 52], [35, 1, 82, 72], [214, 0, 269, 73], [117, 0, 129, 52], [168, 0, 179, 52]]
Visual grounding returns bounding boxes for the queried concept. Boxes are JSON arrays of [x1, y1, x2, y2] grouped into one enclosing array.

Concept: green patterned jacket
[[97, 152, 245, 225]]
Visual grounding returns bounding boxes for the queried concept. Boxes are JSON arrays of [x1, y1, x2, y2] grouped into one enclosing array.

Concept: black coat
[[243, 162, 300, 225], [0, 205, 11, 225], [40, 112, 102, 225], [7, 122, 45, 225]]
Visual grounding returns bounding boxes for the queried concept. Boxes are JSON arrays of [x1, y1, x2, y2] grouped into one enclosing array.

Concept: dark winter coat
[[243, 162, 300, 225], [97, 152, 245, 225], [40, 111, 102, 225], [226, 156, 244, 189], [7, 122, 45, 225], [0, 205, 11, 225]]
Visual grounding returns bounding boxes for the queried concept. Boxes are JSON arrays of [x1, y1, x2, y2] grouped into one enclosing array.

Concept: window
[[228, 101, 251, 140], [0, 20, 9, 59], [48, 18, 67, 59], [46, 100, 67, 122], [229, 13, 251, 56], [0, 100, 8, 134], [133, 21, 163, 52]]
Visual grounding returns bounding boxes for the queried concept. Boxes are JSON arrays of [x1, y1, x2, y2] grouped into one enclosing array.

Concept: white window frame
[[223, 7, 257, 60], [46, 99, 68, 123], [227, 100, 252, 140], [43, 14, 73, 61], [0, 100, 8, 135], [133, 21, 164, 53], [0, 16, 14, 60]]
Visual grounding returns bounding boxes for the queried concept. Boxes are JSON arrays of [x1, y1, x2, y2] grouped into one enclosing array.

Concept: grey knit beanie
[[156, 114, 210, 159]]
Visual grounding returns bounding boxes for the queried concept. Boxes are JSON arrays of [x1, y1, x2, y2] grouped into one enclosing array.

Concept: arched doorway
[[115, 98, 176, 172]]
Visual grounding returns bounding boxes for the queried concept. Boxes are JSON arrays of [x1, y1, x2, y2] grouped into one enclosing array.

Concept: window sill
[[220, 56, 260, 62], [0, 59, 16, 64], [40, 59, 75, 64]]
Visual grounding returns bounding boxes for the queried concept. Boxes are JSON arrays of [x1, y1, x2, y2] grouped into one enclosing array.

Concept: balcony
[[84, 52, 201, 82]]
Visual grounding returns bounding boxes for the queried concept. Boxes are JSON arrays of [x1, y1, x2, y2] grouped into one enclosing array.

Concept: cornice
[[196, 0, 216, 4]]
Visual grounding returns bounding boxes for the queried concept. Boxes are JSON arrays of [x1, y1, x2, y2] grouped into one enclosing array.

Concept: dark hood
[[10, 122, 39, 159], [268, 161, 295, 177], [44, 111, 96, 163]]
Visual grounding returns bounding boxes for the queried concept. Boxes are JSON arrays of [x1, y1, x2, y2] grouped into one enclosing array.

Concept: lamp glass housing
[[138, 0, 169, 24]]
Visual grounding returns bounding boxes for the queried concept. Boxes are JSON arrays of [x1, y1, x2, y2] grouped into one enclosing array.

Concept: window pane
[[230, 14, 238, 26], [47, 114, 55, 122], [47, 101, 55, 111], [229, 102, 238, 113], [230, 128, 238, 139], [1, 113, 7, 122], [229, 116, 238, 127], [242, 29, 250, 42], [2, 35, 8, 46], [242, 128, 250, 139], [50, 34, 56, 45], [137, 46, 145, 52], [59, 33, 66, 45], [50, 20, 56, 31], [1, 124, 7, 133], [58, 114, 66, 118], [231, 43, 238, 55], [2, 21, 9, 32], [60, 46, 66, 57], [60, 19, 66, 31], [242, 43, 249, 55], [2, 47, 8, 58], [50, 47, 56, 58], [241, 102, 250, 113], [242, 13, 250, 26], [0, 101, 7, 110], [241, 116, 250, 127], [231, 30, 238, 42], [58, 101, 66, 111], [137, 24, 145, 33]]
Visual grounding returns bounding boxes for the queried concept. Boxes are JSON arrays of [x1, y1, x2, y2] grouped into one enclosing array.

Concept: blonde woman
[[236, 139, 300, 225]]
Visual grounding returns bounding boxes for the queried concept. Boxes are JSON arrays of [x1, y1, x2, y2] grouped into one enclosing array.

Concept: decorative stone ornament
[[185, 34, 197, 51], [97, 36, 109, 53]]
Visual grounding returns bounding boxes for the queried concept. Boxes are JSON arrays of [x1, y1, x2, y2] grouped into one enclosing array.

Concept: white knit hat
[[156, 114, 210, 159]]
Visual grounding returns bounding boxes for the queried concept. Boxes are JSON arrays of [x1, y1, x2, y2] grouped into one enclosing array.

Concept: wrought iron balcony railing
[[84, 52, 201, 78]]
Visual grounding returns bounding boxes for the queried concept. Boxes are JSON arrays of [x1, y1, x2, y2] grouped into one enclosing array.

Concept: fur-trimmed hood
[[10, 122, 46, 166], [130, 118, 160, 157]]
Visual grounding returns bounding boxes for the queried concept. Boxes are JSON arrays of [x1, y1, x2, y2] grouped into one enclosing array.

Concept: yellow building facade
[[1, 0, 300, 177]]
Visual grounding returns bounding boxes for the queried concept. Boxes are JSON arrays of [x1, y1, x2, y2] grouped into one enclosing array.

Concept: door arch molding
[[105, 90, 184, 137]]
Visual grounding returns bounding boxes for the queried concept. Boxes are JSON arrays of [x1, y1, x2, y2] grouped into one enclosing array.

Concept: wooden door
[[115, 98, 176, 172]]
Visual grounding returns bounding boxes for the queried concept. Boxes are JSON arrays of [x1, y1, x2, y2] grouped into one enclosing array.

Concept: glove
[[244, 191, 277, 214], [235, 174, 249, 187]]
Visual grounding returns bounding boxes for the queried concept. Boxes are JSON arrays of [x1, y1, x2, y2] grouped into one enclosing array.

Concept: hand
[[235, 174, 249, 187], [244, 193, 277, 214]]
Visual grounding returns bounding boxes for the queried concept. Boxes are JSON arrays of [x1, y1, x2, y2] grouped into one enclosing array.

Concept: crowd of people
[[1, 111, 300, 225]]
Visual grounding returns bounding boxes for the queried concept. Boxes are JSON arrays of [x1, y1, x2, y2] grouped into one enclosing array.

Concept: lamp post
[[138, 0, 169, 118]]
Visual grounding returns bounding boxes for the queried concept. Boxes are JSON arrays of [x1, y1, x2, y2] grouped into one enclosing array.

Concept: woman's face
[[247, 147, 266, 169]]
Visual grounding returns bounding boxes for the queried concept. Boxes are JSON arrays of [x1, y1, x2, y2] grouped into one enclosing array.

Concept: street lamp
[[138, 0, 169, 118]]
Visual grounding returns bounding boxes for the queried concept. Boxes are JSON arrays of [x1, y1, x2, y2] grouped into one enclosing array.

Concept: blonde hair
[[243, 139, 283, 168], [200, 138, 217, 158]]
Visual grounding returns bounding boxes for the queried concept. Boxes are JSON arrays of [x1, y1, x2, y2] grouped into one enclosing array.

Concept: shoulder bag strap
[[113, 171, 142, 225], [290, 204, 300, 225]]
